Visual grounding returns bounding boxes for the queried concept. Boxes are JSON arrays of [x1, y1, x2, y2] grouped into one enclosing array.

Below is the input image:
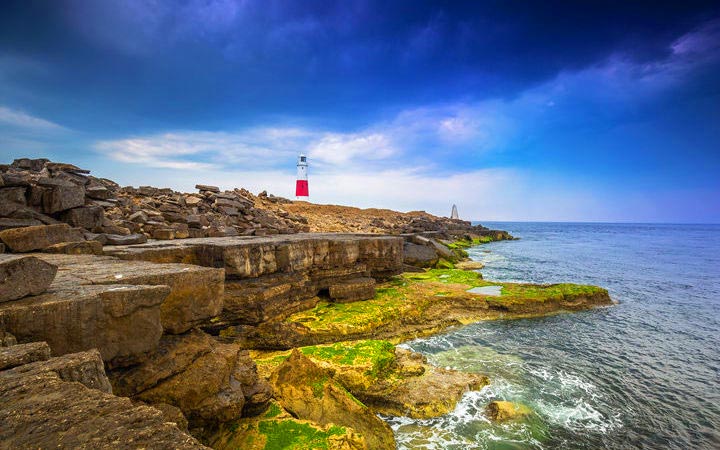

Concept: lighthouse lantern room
[[296, 154, 309, 198]]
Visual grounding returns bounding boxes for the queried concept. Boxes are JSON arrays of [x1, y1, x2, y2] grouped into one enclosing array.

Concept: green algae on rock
[[243, 269, 612, 350], [209, 400, 367, 450]]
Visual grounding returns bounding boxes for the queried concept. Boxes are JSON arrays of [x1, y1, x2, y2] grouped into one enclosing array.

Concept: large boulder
[[403, 241, 439, 267], [0, 186, 27, 216], [36, 177, 86, 214], [0, 255, 57, 302], [60, 206, 104, 230], [0, 283, 168, 368], [0, 223, 85, 252]]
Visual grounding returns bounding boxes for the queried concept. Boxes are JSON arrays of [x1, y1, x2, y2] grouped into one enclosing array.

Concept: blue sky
[[1, 1, 719, 222]]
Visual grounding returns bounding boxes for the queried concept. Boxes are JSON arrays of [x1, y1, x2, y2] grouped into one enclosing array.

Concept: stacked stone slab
[[104, 234, 404, 328]]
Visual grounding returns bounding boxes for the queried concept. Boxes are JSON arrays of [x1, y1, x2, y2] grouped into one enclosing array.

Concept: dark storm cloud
[[0, 0, 718, 130]]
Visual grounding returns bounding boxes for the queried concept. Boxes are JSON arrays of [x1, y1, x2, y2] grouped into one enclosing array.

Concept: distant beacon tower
[[451, 204, 459, 220], [295, 154, 309, 199]]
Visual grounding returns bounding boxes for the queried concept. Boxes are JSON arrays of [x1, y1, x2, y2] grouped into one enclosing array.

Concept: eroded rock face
[[0, 371, 208, 449], [3, 348, 112, 393], [0, 255, 57, 302], [104, 234, 403, 281], [270, 350, 396, 450], [0, 341, 51, 370], [110, 330, 270, 427], [0, 223, 85, 252]]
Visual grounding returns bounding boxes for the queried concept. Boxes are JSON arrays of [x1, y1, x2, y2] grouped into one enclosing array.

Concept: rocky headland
[[0, 159, 613, 449]]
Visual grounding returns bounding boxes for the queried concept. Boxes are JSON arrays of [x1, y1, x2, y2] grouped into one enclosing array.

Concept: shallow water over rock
[[387, 222, 720, 449]]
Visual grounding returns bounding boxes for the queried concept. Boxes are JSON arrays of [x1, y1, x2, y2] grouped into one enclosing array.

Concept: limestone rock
[[0, 283, 168, 367], [403, 241, 439, 267], [104, 233, 147, 245], [0, 330, 17, 347], [60, 206, 104, 230], [86, 185, 111, 200], [0, 223, 85, 252], [328, 277, 376, 303], [455, 260, 484, 270], [196, 184, 220, 193], [270, 350, 396, 450], [0, 341, 51, 370], [485, 400, 532, 422], [0, 371, 208, 449], [152, 228, 176, 240], [0, 186, 27, 216], [0, 217, 43, 231], [3, 348, 112, 393], [0, 255, 57, 302], [37, 177, 85, 213], [113, 330, 259, 426], [360, 348, 489, 418], [37, 253, 224, 334], [43, 240, 104, 255]]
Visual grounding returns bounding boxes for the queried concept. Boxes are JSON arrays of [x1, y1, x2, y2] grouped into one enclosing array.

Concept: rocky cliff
[[0, 158, 612, 450]]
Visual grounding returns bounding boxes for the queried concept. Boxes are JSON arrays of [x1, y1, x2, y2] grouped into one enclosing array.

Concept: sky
[[1, 1, 719, 222]]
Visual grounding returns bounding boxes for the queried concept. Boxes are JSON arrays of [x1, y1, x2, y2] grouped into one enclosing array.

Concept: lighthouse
[[295, 154, 309, 199]]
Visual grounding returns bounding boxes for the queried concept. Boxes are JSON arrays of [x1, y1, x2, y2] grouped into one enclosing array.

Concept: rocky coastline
[[0, 159, 613, 449]]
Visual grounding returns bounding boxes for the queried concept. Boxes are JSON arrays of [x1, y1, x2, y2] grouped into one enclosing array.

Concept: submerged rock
[[485, 400, 533, 422]]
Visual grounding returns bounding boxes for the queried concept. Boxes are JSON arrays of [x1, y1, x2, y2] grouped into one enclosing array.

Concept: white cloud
[[0, 106, 65, 131], [309, 133, 397, 166]]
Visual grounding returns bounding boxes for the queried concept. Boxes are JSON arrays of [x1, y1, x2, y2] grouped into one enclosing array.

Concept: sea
[[385, 222, 720, 449]]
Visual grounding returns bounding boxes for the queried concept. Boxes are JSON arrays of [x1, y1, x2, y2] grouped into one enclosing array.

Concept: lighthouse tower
[[295, 154, 309, 199]]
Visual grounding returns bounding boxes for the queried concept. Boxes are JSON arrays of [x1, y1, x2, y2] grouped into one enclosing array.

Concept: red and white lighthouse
[[295, 154, 309, 198]]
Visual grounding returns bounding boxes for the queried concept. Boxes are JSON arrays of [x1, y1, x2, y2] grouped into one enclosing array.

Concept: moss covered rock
[[253, 340, 488, 420], [270, 350, 396, 450], [209, 401, 368, 450], [245, 269, 612, 349]]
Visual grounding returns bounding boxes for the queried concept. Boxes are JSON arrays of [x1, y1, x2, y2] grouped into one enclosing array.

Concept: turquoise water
[[387, 223, 720, 449]]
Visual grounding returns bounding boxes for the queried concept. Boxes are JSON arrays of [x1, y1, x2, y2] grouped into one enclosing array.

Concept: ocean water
[[386, 222, 720, 449]]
